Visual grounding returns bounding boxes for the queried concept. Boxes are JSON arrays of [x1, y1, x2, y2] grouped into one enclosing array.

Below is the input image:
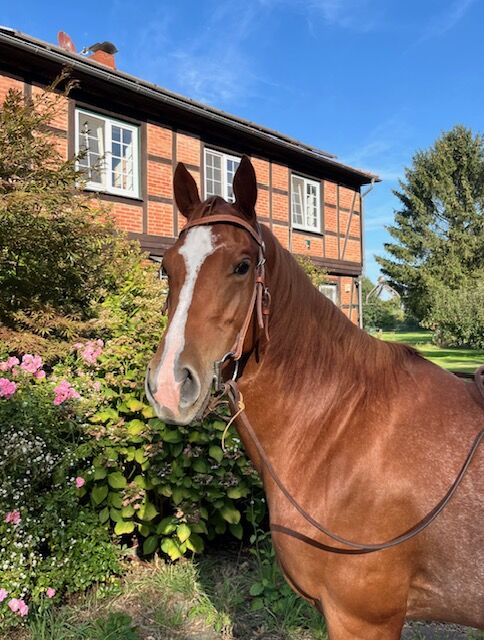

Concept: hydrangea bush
[[0, 355, 120, 631]]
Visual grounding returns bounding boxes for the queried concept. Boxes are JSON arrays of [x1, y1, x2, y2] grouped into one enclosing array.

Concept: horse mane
[[259, 223, 423, 406]]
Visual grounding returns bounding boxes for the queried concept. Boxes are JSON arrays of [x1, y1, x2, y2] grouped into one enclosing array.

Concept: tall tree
[[376, 126, 484, 321]]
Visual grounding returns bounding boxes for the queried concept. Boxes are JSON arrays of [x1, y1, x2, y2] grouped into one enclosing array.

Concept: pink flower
[[53, 380, 80, 405], [46, 587, 56, 598], [0, 589, 8, 602], [34, 369, 46, 380], [0, 378, 17, 399], [75, 476, 85, 489], [93, 381, 101, 392], [20, 354, 43, 374], [18, 600, 29, 617], [0, 357, 19, 371], [75, 340, 104, 365], [8, 598, 19, 612], [5, 510, 21, 525], [8, 597, 28, 616]]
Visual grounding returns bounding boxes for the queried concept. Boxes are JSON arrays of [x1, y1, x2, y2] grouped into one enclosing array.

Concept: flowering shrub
[[55, 264, 265, 561], [0, 357, 120, 631]]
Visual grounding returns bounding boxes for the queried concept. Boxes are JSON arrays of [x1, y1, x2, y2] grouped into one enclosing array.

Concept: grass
[[11, 548, 483, 640], [14, 547, 328, 640], [376, 330, 484, 373]]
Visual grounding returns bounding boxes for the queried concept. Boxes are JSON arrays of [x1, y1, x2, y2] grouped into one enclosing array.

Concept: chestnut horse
[[146, 157, 483, 639]]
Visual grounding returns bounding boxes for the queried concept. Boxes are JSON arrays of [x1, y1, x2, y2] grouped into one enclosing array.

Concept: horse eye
[[233, 260, 250, 276]]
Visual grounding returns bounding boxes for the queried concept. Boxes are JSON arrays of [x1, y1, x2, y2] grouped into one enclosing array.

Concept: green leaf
[[142, 405, 156, 418], [127, 419, 145, 436], [227, 485, 247, 499], [176, 523, 191, 543], [143, 535, 159, 555], [209, 445, 224, 463], [90, 408, 119, 424], [160, 538, 183, 561], [133, 474, 147, 489], [94, 466, 107, 480], [185, 533, 204, 553], [250, 583, 265, 596], [134, 449, 146, 464], [220, 504, 241, 525], [138, 524, 152, 537], [157, 517, 177, 535], [114, 520, 135, 535], [192, 459, 209, 474], [251, 598, 264, 611], [138, 501, 158, 521], [163, 428, 182, 443], [108, 492, 123, 509], [121, 505, 135, 518], [212, 420, 227, 431], [172, 487, 185, 505], [98, 506, 110, 524], [108, 472, 127, 489], [126, 398, 144, 412], [109, 507, 123, 522], [229, 523, 243, 540], [92, 484, 108, 505]]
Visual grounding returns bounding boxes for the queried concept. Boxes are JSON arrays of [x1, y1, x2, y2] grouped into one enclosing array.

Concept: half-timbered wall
[[0, 70, 363, 324]]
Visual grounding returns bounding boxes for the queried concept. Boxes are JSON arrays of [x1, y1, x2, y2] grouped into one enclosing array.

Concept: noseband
[[180, 213, 271, 392]]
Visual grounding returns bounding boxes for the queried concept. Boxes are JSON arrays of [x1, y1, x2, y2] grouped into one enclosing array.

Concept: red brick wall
[[1, 71, 363, 323]]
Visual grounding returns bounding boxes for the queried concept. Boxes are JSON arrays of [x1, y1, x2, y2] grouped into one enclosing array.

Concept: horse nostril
[[180, 366, 201, 408], [146, 367, 156, 398]]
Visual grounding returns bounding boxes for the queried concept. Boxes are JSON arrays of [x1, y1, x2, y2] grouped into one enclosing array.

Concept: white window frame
[[291, 174, 321, 233], [204, 148, 240, 202], [75, 108, 140, 199], [319, 283, 339, 305]]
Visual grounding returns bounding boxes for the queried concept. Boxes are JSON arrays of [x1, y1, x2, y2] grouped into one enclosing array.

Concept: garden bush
[[423, 283, 484, 349], [56, 264, 265, 561], [0, 79, 137, 330], [0, 357, 120, 631]]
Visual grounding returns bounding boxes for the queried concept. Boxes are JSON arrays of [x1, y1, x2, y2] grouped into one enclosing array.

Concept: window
[[75, 109, 140, 198], [319, 283, 339, 305], [204, 149, 240, 202], [291, 175, 321, 232]]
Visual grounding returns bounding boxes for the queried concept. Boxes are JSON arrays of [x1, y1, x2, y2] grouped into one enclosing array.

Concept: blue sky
[[3, 0, 482, 280]]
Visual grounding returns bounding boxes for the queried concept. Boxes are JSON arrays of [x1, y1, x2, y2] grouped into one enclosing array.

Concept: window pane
[[291, 176, 304, 226], [110, 125, 134, 192], [319, 284, 338, 304], [205, 151, 223, 197], [305, 183, 319, 230], [77, 114, 105, 186], [225, 157, 240, 202]]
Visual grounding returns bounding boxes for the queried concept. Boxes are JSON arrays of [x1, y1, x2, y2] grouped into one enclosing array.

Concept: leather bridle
[[181, 213, 271, 390], [179, 213, 484, 555]]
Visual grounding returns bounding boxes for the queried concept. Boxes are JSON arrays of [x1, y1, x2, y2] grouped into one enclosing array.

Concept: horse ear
[[233, 155, 257, 222], [174, 162, 201, 219]]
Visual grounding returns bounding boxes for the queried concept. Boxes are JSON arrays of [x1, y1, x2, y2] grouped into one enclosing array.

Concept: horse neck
[[242, 227, 397, 420]]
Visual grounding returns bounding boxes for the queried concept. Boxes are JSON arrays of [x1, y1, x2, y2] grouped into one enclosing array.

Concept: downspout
[[358, 178, 375, 329]]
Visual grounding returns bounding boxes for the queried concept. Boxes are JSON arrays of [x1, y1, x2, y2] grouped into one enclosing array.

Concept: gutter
[[0, 28, 378, 185]]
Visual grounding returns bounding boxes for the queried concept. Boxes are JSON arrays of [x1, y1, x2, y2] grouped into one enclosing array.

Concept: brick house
[[0, 27, 378, 325]]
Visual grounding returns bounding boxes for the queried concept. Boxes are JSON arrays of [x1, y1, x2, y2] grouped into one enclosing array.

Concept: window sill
[[292, 225, 324, 237], [83, 187, 144, 204]]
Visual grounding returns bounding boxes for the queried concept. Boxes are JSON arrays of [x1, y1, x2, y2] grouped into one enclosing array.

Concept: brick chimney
[[87, 42, 118, 69]]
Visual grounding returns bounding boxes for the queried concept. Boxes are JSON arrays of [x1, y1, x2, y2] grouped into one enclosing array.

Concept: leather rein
[[180, 213, 484, 555]]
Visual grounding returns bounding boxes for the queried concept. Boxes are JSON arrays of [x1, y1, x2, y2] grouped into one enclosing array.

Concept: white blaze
[[153, 226, 215, 412]]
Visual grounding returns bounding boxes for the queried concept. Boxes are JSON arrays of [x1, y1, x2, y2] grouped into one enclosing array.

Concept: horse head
[[146, 156, 262, 425]]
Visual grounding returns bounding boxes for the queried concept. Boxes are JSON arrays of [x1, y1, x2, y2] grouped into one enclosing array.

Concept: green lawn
[[377, 331, 484, 373]]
